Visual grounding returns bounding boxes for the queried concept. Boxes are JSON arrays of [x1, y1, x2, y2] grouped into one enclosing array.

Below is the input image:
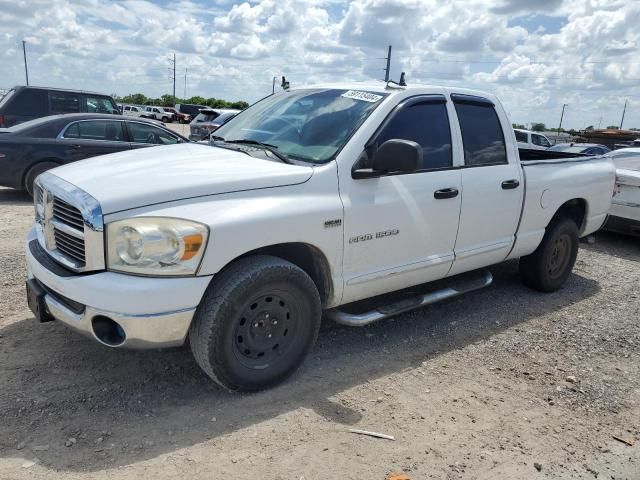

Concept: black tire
[[162, 116, 170, 123], [519, 217, 579, 292], [24, 161, 60, 197], [189, 255, 322, 391]]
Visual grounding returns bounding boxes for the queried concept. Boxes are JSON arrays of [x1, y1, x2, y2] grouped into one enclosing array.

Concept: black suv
[[0, 86, 119, 128]]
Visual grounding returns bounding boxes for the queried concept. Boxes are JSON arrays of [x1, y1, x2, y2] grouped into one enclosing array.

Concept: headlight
[[106, 217, 208, 276]]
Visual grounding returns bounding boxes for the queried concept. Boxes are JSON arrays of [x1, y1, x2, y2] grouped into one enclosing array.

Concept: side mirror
[[352, 139, 422, 179]]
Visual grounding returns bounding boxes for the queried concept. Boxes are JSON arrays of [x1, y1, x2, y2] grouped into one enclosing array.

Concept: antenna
[[383, 45, 392, 82]]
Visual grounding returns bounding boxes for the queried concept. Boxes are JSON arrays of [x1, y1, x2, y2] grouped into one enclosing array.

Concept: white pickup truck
[[25, 83, 615, 391]]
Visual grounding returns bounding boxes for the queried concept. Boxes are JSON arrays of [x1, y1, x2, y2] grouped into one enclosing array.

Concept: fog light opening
[[91, 316, 126, 347]]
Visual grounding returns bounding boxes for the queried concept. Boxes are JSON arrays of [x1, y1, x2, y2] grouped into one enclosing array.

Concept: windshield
[[213, 88, 388, 164]]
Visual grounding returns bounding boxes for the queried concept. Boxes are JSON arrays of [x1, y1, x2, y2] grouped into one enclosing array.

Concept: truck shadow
[[0, 187, 31, 205], [0, 260, 600, 472]]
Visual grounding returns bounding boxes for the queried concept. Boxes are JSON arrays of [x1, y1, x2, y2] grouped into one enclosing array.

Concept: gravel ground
[[0, 186, 638, 479]]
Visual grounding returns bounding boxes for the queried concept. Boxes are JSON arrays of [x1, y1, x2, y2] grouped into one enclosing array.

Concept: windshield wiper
[[223, 139, 291, 164]]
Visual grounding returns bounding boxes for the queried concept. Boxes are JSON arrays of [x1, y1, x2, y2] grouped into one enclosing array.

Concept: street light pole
[[620, 99, 628, 130], [22, 40, 29, 85], [557, 103, 567, 139]]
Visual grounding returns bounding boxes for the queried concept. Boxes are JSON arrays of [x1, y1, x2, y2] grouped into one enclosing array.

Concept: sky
[[0, 0, 638, 130]]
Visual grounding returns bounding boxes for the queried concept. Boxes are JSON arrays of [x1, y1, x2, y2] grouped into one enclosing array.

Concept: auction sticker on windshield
[[341, 90, 383, 103]]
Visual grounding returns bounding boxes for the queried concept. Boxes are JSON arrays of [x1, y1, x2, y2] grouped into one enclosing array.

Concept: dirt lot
[[0, 186, 638, 479]]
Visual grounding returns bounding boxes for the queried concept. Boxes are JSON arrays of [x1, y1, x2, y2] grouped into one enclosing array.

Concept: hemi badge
[[324, 219, 342, 228]]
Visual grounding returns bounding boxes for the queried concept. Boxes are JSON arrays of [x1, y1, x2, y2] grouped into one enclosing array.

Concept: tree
[[512, 123, 526, 129], [531, 123, 546, 132], [606, 125, 619, 129], [160, 94, 176, 107]]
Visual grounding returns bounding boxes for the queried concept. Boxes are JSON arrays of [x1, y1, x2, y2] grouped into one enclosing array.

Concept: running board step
[[326, 270, 493, 327]]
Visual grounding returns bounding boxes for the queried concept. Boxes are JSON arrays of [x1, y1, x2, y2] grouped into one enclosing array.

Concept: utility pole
[[22, 40, 29, 85], [183, 68, 187, 100], [557, 103, 567, 138], [598, 116, 602, 129], [383, 45, 392, 82], [168, 54, 176, 100], [620, 98, 628, 130]]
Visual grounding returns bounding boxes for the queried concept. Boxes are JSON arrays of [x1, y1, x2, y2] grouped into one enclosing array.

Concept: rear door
[[58, 119, 130, 161], [448, 94, 523, 276]]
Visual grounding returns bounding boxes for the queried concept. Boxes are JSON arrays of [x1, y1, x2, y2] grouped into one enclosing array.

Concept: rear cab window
[[452, 94, 507, 166], [514, 130, 528, 143]]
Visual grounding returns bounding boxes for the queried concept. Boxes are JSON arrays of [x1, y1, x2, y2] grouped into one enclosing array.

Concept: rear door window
[[374, 98, 452, 170], [453, 96, 507, 166], [50, 92, 80, 114], [63, 120, 126, 141], [127, 122, 180, 145]]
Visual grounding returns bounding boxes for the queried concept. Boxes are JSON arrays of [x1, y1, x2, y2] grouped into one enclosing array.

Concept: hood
[[50, 143, 314, 213]]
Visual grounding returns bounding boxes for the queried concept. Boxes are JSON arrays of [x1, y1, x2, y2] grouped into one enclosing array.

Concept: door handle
[[501, 179, 520, 190], [434, 187, 459, 199], [70, 144, 81, 149]]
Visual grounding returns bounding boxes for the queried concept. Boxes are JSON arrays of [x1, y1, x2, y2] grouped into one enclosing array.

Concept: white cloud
[[0, 0, 638, 128]]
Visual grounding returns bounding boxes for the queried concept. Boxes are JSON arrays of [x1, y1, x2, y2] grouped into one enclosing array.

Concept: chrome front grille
[[53, 198, 85, 230], [34, 172, 104, 273], [53, 227, 86, 264]]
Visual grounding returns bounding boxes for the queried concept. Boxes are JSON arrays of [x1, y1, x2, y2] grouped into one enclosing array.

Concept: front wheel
[[519, 217, 579, 292], [189, 255, 322, 391]]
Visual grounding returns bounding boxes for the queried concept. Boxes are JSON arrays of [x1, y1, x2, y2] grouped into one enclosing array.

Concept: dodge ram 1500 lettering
[[25, 83, 616, 391]]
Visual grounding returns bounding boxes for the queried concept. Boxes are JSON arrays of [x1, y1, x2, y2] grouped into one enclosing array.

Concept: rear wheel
[[519, 217, 579, 292], [24, 161, 60, 197], [189, 255, 322, 391]]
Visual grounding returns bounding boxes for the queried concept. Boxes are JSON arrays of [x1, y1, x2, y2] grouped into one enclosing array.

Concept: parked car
[[548, 143, 610, 155], [603, 148, 640, 236], [0, 114, 188, 196], [163, 107, 191, 124], [0, 86, 119, 128], [514, 128, 552, 150], [141, 106, 174, 123], [25, 84, 615, 392], [122, 105, 145, 118], [175, 103, 208, 119], [191, 109, 239, 141]]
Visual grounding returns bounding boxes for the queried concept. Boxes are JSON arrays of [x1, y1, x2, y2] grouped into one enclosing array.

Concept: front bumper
[[25, 228, 212, 349]]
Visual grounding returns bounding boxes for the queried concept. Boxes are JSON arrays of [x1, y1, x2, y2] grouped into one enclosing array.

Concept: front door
[[340, 95, 463, 304], [448, 94, 523, 276]]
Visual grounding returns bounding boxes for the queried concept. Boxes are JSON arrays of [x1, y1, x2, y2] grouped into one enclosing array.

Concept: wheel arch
[[550, 198, 588, 234], [22, 158, 64, 189], [225, 242, 334, 307]]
